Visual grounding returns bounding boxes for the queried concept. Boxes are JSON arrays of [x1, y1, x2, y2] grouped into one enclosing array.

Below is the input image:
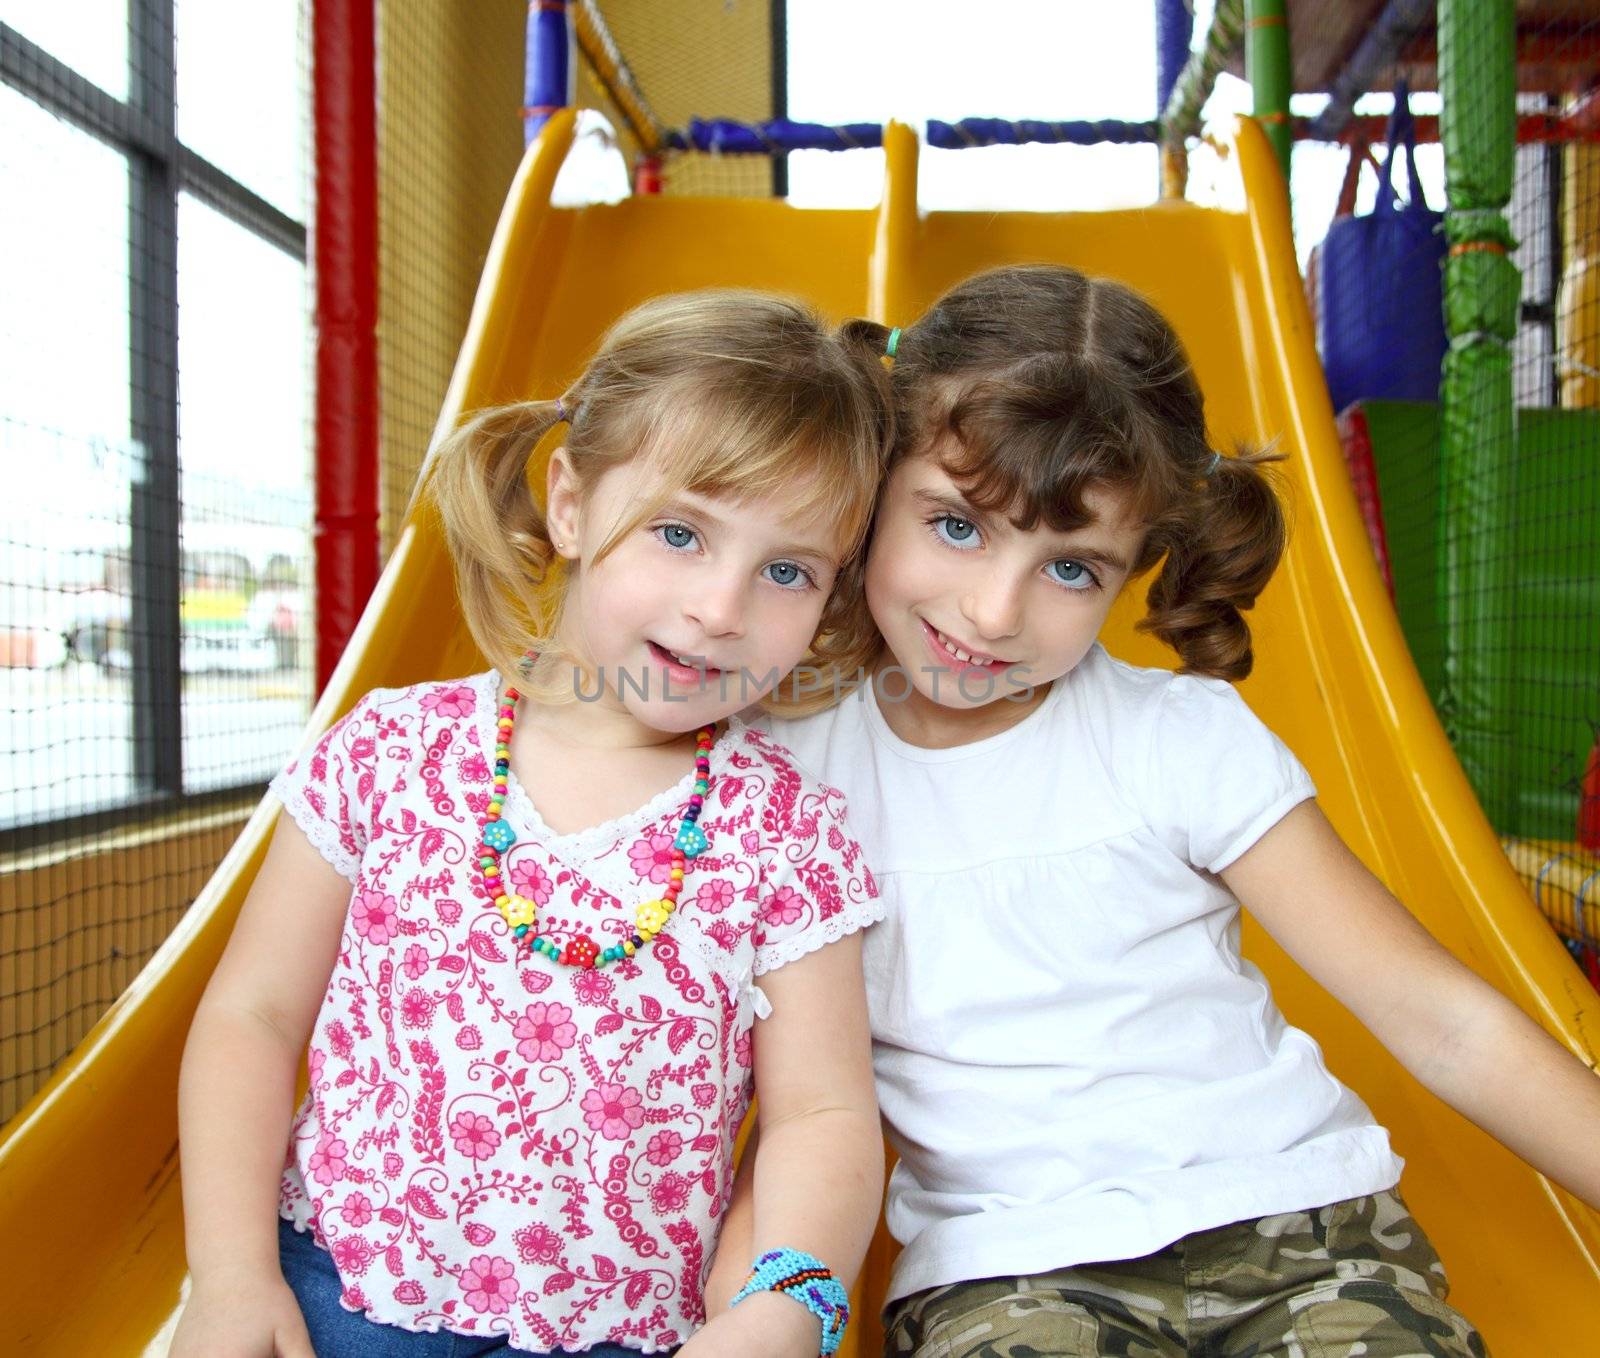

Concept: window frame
[[0, 8, 309, 848]]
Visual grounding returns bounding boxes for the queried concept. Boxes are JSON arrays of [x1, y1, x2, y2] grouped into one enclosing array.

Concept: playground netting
[[1292, 2, 1600, 962]]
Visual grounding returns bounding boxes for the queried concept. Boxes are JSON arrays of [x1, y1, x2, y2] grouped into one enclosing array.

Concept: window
[[0, 2, 312, 839], [784, 1, 1158, 211]]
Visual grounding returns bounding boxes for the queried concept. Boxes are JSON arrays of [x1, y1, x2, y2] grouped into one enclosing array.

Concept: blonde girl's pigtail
[[1139, 444, 1287, 681], [424, 398, 569, 680]]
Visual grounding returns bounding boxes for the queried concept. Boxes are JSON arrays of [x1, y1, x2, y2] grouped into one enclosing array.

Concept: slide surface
[[3, 114, 1598, 1352]]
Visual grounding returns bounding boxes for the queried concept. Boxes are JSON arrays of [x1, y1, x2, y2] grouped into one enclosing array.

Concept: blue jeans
[[278, 1218, 666, 1357]]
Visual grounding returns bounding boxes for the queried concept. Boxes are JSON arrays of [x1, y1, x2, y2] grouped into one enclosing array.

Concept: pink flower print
[[450, 1110, 502, 1161], [308, 1131, 349, 1186], [628, 832, 677, 885], [706, 919, 738, 953], [760, 886, 804, 928], [339, 1191, 373, 1227], [394, 1280, 427, 1305], [330, 1233, 373, 1276], [461, 751, 490, 783], [650, 1171, 691, 1214], [400, 990, 436, 1029], [402, 944, 430, 980], [509, 859, 554, 906], [383, 1152, 404, 1178], [460, 1254, 518, 1315], [741, 830, 761, 855], [695, 880, 734, 915], [581, 1082, 645, 1140], [514, 1002, 577, 1063], [514, 1222, 564, 1266], [645, 1130, 683, 1166], [307, 1046, 325, 1086], [571, 969, 613, 1005], [421, 685, 476, 720], [735, 1027, 752, 1069], [463, 1222, 496, 1247], [327, 1020, 353, 1060], [351, 890, 399, 945]]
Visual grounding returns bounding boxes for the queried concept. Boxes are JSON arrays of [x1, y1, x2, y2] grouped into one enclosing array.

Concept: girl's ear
[[545, 447, 582, 561]]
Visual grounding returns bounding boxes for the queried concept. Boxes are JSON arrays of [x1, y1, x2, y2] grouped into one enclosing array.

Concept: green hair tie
[[885, 327, 902, 360]]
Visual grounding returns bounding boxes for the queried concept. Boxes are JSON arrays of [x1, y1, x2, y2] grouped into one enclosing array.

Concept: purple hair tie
[[555, 398, 568, 423]]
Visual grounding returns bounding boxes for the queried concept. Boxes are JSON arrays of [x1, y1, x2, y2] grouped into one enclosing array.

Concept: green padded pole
[[1438, 0, 1521, 829], [1246, 0, 1291, 183]]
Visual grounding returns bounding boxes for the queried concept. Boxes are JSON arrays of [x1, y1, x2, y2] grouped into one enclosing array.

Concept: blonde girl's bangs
[[585, 386, 882, 570]]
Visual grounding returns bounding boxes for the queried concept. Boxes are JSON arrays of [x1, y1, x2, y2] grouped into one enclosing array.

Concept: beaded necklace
[[475, 683, 714, 970]]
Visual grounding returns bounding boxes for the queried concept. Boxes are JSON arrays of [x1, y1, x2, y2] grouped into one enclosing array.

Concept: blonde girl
[[173, 291, 894, 1358]]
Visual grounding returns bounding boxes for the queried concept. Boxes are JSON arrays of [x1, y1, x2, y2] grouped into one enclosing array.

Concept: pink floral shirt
[[269, 672, 881, 1353]]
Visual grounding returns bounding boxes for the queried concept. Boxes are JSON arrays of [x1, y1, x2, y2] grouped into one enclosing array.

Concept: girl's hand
[[169, 1268, 315, 1358], [679, 1292, 820, 1358]]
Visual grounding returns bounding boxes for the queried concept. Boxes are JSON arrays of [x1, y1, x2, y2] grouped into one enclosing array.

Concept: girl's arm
[[684, 932, 883, 1357], [1223, 800, 1600, 1208], [169, 813, 352, 1358], [703, 1121, 759, 1313]]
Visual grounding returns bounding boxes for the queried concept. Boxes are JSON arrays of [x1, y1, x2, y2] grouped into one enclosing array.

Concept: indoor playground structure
[[3, 1, 1600, 1352]]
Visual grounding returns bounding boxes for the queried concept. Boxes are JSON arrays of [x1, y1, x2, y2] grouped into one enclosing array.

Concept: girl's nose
[[684, 580, 747, 640], [960, 570, 1025, 643]]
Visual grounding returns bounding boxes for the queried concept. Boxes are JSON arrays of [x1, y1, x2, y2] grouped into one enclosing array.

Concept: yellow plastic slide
[[4, 113, 1599, 1352]]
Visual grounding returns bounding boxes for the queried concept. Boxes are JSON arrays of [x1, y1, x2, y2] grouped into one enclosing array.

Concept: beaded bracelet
[[729, 1247, 850, 1356]]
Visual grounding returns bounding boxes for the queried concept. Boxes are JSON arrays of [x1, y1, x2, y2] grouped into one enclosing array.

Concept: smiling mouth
[[648, 641, 723, 676], [923, 621, 1013, 669]]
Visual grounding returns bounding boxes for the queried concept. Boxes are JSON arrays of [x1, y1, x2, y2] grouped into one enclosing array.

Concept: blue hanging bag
[[1316, 83, 1447, 414]]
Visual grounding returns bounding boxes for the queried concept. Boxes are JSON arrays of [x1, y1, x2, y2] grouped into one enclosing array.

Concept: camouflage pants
[[884, 1190, 1487, 1357]]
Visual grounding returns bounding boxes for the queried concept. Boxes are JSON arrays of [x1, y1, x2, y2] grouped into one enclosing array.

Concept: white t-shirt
[[762, 644, 1402, 1307]]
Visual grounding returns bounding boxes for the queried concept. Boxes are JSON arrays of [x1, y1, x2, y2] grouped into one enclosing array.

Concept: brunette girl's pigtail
[[1140, 445, 1287, 681], [838, 317, 897, 362], [836, 316, 898, 459], [769, 316, 901, 711], [424, 398, 568, 678]]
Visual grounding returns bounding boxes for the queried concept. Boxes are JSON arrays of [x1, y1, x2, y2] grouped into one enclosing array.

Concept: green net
[[1293, 1, 1600, 956]]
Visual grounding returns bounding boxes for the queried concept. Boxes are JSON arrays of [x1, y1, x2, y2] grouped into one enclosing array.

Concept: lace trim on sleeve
[[751, 895, 886, 978], [269, 773, 361, 883]]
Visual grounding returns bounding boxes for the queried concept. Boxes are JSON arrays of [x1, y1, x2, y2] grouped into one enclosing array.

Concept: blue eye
[[659, 524, 696, 550], [932, 515, 980, 549], [1047, 559, 1096, 591], [764, 561, 812, 590]]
